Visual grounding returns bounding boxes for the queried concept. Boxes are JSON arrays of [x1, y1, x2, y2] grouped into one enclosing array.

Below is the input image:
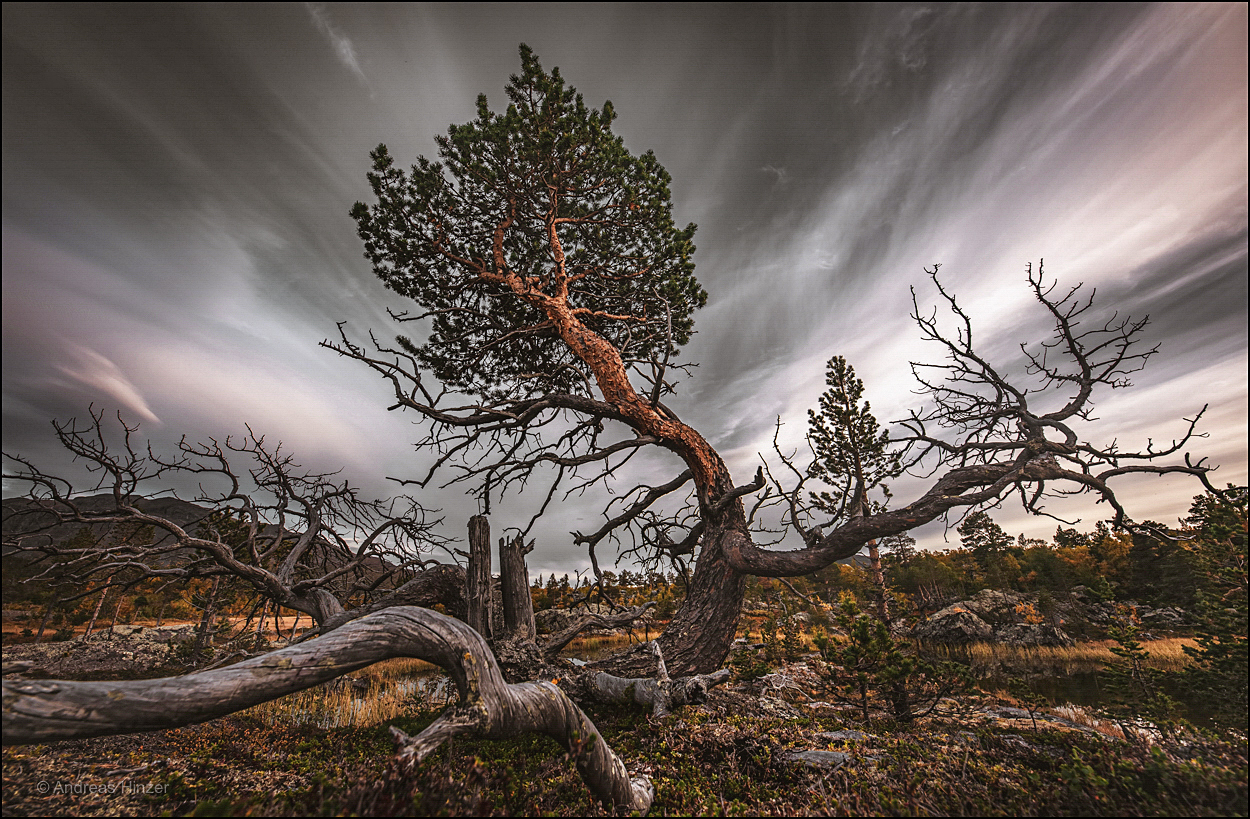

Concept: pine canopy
[[350, 45, 705, 401]]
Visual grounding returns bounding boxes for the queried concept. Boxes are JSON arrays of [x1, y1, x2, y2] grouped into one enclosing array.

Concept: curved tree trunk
[[651, 517, 746, 676], [3, 606, 653, 812]]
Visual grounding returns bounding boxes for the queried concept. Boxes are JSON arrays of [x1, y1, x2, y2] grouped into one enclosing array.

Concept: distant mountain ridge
[[2, 494, 412, 581], [2, 494, 218, 553]]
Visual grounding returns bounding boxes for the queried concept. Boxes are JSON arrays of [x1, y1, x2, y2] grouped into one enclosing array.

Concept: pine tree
[[1181, 487, 1248, 732], [814, 594, 969, 724], [335, 43, 1218, 676], [807, 356, 901, 520], [958, 511, 1015, 587], [807, 356, 902, 620], [1102, 605, 1183, 743]]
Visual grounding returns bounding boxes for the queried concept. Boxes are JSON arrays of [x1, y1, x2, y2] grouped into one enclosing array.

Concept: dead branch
[[3, 409, 459, 629], [541, 602, 657, 660]]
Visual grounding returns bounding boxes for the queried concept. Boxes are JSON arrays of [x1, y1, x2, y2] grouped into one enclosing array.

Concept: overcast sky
[[3, 3, 1246, 576]]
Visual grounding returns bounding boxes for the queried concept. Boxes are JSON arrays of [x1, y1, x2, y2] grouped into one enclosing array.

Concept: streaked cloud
[[2, 4, 1244, 569], [305, 3, 369, 86]]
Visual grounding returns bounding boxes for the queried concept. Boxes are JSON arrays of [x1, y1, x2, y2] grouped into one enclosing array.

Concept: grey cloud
[[2, 4, 1244, 569]]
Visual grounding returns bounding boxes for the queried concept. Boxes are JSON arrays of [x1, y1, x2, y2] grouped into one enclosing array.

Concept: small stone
[[786, 749, 849, 769]]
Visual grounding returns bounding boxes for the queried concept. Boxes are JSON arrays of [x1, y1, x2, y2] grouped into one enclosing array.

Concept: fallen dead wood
[[540, 601, 657, 660], [2, 606, 653, 812], [589, 641, 732, 717]]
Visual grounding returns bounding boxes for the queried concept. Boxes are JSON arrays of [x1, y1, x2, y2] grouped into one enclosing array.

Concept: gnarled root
[[2, 606, 653, 813], [586, 641, 732, 717]]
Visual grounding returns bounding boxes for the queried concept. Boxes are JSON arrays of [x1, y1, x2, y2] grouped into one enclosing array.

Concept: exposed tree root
[[587, 642, 732, 717], [2, 606, 653, 812]]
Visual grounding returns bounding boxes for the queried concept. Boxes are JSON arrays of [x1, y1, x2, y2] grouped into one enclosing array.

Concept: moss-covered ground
[[3, 681, 1245, 817]]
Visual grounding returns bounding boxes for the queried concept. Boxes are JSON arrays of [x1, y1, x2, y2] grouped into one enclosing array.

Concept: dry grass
[[928, 637, 1197, 675], [558, 631, 650, 659], [242, 657, 447, 729]]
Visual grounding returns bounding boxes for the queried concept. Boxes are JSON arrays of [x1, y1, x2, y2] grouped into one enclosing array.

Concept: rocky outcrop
[[911, 606, 995, 644], [2, 624, 202, 680], [913, 590, 1073, 646], [1065, 587, 1190, 636], [910, 586, 1192, 646]]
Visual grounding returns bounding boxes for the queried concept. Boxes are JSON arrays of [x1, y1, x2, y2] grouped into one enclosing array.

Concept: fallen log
[[588, 641, 732, 717]]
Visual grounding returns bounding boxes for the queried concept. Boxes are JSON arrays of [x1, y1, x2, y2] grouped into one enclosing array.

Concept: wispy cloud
[[759, 164, 789, 187], [55, 345, 161, 425], [304, 3, 368, 86]]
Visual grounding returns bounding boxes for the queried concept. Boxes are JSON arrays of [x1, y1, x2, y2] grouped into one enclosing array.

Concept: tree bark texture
[[595, 512, 748, 679], [467, 515, 493, 640], [499, 533, 536, 642], [3, 606, 653, 812]]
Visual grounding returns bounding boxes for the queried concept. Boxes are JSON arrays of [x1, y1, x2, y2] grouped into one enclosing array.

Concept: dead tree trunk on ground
[[588, 641, 731, 717], [2, 606, 653, 812]]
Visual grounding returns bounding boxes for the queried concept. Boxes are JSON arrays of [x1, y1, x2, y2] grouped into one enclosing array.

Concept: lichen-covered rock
[[912, 606, 994, 644], [993, 622, 1075, 647], [534, 608, 577, 634], [909, 585, 1195, 645], [1139, 607, 1188, 628], [959, 589, 1029, 625], [2, 625, 201, 680]]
